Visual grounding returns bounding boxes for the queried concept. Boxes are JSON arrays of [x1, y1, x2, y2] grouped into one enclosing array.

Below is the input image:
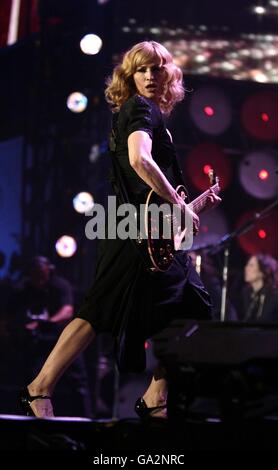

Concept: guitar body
[[145, 185, 187, 272], [144, 171, 220, 272]]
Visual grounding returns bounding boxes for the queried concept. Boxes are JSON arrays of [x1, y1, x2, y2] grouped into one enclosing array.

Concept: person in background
[[13, 256, 92, 417], [238, 254, 278, 322]]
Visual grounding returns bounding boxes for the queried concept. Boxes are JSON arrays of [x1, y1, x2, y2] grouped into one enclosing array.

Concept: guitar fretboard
[[189, 183, 220, 214]]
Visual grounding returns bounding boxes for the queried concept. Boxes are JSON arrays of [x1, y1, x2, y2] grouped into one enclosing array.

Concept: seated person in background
[[16, 256, 73, 331], [11, 256, 92, 417], [238, 254, 278, 323]]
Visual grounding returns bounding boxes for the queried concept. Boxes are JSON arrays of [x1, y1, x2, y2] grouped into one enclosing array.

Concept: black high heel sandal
[[19, 387, 52, 417], [134, 397, 167, 419]]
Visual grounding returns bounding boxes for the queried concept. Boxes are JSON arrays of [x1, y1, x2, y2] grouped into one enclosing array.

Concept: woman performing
[[20, 41, 221, 419]]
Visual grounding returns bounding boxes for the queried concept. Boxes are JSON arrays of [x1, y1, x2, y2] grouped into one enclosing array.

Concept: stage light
[[185, 142, 232, 191], [80, 34, 102, 55], [261, 112, 269, 122], [241, 91, 278, 140], [55, 236, 77, 258], [189, 86, 232, 136], [236, 210, 278, 256], [252, 70, 268, 83], [258, 229, 267, 239], [203, 164, 213, 175], [67, 92, 88, 113], [253, 5, 266, 14], [73, 192, 94, 214], [258, 169, 269, 180], [203, 106, 214, 116], [239, 151, 278, 199], [191, 207, 229, 250]]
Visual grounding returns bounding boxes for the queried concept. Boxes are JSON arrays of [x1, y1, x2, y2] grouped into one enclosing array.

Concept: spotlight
[[73, 192, 94, 214], [67, 92, 88, 113], [239, 151, 278, 199], [185, 142, 232, 191], [191, 207, 229, 250], [236, 210, 278, 256], [80, 34, 102, 55], [55, 236, 77, 258], [258, 169, 269, 180], [241, 91, 278, 141], [261, 112, 269, 122], [203, 164, 213, 175], [203, 106, 215, 117], [189, 86, 232, 136], [258, 229, 267, 239], [253, 5, 266, 14]]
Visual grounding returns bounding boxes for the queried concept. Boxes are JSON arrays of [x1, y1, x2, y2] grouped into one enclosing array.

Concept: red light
[[261, 112, 269, 122], [258, 229, 267, 239], [204, 106, 214, 117], [144, 341, 149, 350], [258, 169, 269, 180], [203, 164, 212, 175]]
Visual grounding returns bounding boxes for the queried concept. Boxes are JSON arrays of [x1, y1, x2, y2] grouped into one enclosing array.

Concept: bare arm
[[128, 130, 202, 234], [128, 130, 183, 206]]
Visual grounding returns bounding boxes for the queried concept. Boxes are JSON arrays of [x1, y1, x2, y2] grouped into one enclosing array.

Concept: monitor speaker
[[153, 319, 278, 422]]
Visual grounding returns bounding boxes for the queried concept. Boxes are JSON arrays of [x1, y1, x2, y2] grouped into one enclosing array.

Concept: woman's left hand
[[205, 188, 222, 211]]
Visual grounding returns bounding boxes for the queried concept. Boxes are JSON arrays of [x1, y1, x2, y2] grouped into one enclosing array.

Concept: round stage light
[[67, 92, 88, 113], [203, 164, 212, 175], [203, 106, 215, 117], [55, 236, 77, 258], [73, 192, 94, 214], [80, 34, 102, 55], [191, 207, 229, 251], [258, 229, 267, 239], [241, 91, 278, 141], [185, 142, 232, 191], [261, 113, 269, 122], [258, 169, 269, 180], [236, 210, 278, 257], [239, 151, 278, 199], [253, 5, 266, 14], [189, 86, 232, 136]]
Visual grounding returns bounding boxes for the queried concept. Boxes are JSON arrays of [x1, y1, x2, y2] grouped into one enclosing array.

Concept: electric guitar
[[144, 170, 220, 272]]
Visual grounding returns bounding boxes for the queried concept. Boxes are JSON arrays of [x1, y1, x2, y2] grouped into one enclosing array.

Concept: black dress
[[76, 95, 212, 372]]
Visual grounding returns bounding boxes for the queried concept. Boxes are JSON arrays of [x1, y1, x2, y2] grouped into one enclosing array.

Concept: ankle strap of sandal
[[28, 394, 52, 402]]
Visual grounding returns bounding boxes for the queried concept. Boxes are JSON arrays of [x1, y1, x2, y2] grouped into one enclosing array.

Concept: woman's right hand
[[176, 195, 199, 235]]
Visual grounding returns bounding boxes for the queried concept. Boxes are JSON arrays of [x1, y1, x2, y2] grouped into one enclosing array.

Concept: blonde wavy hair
[[105, 41, 185, 114]]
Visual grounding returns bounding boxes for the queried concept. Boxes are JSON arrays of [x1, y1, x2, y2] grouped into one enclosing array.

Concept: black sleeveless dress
[[76, 95, 212, 372]]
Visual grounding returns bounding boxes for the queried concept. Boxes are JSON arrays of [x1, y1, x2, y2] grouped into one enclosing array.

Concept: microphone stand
[[208, 197, 278, 322]]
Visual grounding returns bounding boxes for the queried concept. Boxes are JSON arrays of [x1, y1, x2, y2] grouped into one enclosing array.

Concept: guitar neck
[[188, 183, 219, 215]]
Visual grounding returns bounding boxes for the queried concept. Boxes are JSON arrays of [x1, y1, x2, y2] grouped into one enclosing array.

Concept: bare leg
[[27, 318, 95, 417], [142, 375, 168, 418]]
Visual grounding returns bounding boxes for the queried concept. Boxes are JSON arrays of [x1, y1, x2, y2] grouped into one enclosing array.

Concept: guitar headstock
[[208, 169, 220, 188]]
